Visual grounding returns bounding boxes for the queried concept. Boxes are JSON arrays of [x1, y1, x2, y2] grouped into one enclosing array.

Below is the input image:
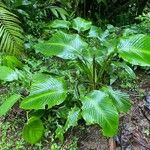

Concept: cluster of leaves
[[0, 15, 150, 145], [2, 0, 70, 36]]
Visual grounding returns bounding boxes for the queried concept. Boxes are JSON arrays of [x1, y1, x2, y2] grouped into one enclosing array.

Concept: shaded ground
[[0, 71, 150, 150], [115, 72, 150, 150]]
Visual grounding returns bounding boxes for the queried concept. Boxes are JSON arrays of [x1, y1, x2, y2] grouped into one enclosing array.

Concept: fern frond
[[0, 2, 24, 55]]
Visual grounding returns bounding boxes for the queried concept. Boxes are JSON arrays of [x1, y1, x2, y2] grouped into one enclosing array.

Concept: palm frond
[[0, 2, 24, 55]]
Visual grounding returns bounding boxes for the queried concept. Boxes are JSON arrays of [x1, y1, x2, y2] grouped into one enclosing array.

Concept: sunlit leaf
[[20, 76, 67, 110], [102, 86, 132, 113], [72, 17, 92, 32], [118, 34, 150, 66], [0, 66, 19, 81], [34, 31, 88, 59], [23, 117, 44, 144], [81, 90, 119, 136]]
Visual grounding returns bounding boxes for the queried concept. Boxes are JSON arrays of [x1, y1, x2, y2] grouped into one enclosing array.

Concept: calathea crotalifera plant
[[0, 17, 150, 144]]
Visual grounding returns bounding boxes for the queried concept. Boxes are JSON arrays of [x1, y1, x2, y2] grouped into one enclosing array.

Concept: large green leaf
[[72, 17, 92, 33], [23, 117, 44, 144], [64, 106, 81, 131], [102, 86, 131, 113], [34, 31, 88, 59], [20, 77, 67, 110], [0, 94, 21, 116], [0, 66, 19, 81], [81, 90, 119, 136], [118, 34, 150, 66]]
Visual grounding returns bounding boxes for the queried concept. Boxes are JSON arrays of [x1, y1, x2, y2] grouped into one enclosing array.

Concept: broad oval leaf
[[118, 34, 150, 66], [34, 31, 88, 59], [0, 66, 19, 81], [72, 17, 92, 33], [81, 90, 119, 137], [102, 86, 131, 113], [0, 94, 21, 116], [20, 77, 67, 110], [23, 117, 44, 144]]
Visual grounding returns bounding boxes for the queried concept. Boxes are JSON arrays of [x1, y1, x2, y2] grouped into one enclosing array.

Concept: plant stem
[[98, 51, 115, 85], [92, 55, 96, 90]]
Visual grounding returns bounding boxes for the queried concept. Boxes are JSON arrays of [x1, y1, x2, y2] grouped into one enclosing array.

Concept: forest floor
[[0, 70, 150, 150]]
